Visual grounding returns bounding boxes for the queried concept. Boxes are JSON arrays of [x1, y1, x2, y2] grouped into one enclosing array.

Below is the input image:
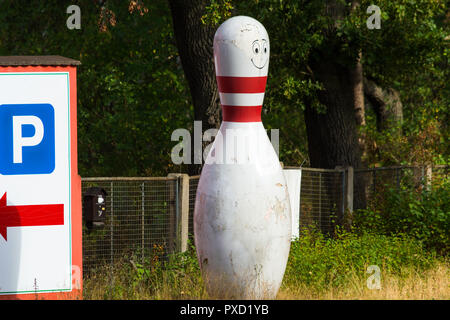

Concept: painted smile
[[251, 58, 267, 69]]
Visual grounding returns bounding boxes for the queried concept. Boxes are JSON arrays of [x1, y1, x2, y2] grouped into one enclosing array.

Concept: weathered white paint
[[214, 16, 270, 78]]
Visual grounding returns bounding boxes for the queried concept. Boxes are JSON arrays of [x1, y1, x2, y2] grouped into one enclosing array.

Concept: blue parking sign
[[0, 104, 55, 175]]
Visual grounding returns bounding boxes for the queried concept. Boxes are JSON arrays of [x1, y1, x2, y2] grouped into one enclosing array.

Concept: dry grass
[[83, 231, 449, 300], [277, 262, 449, 300], [83, 261, 449, 300], [83, 263, 209, 300]]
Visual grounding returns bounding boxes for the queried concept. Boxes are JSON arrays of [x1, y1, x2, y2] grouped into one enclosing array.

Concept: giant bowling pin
[[194, 16, 292, 299]]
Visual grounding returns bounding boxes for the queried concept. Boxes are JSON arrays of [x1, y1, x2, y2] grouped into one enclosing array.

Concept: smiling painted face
[[251, 39, 269, 69], [214, 16, 270, 77]]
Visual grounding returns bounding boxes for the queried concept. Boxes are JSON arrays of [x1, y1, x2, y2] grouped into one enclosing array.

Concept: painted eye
[[252, 42, 260, 54], [262, 41, 268, 54]]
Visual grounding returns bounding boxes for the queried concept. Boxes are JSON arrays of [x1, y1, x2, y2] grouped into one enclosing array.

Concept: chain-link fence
[[81, 177, 178, 275], [188, 176, 200, 241], [178, 168, 347, 241], [297, 168, 346, 234], [354, 165, 448, 209], [81, 165, 448, 276]]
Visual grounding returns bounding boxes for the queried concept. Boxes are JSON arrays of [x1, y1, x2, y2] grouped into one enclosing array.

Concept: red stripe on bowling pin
[[216, 76, 267, 93], [222, 105, 262, 122], [217, 76, 267, 122]]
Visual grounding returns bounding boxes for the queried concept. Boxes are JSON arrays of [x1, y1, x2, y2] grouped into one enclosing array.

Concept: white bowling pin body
[[194, 16, 292, 299]]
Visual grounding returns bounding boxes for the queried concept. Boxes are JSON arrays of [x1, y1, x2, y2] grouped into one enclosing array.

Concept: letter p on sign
[[13, 116, 44, 163], [0, 104, 55, 175]]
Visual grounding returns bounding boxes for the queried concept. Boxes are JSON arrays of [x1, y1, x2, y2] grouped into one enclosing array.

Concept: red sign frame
[[0, 64, 82, 300]]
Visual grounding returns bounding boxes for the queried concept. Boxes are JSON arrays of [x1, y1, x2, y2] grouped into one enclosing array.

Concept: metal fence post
[[175, 178, 179, 250], [110, 181, 114, 288], [141, 182, 145, 263], [346, 166, 354, 214], [335, 166, 353, 227], [373, 170, 376, 193], [421, 166, 425, 186], [168, 173, 190, 253], [167, 175, 177, 253], [318, 172, 322, 231], [395, 168, 399, 190], [110, 181, 114, 267], [179, 174, 190, 253], [425, 165, 432, 191], [341, 168, 346, 220]]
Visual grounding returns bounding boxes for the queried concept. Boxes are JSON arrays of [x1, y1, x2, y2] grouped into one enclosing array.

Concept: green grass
[[83, 229, 448, 299]]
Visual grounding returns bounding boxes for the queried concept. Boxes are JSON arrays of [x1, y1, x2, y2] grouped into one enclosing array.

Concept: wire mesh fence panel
[[81, 178, 178, 275], [298, 168, 345, 234], [355, 168, 397, 209], [188, 176, 200, 241], [354, 166, 442, 209], [81, 165, 447, 278], [187, 168, 347, 239], [354, 165, 449, 213]]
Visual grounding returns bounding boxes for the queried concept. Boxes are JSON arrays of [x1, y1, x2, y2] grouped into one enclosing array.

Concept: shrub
[[84, 230, 442, 299], [283, 227, 436, 292], [353, 177, 450, 255]]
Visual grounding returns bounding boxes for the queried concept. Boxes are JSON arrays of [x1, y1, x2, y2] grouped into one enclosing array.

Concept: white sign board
[[284, 169, 302, 240], [0, 72, 72, 295]]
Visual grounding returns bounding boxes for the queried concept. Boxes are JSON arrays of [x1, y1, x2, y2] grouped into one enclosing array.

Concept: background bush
[[84, 230, 443, 298], [282, 228, 436, 292], [353, 177, 450, 255]]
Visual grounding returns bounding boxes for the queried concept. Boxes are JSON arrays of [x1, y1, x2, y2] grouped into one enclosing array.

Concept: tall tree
[[302, 0, 363, 171], [233, 0, 447, 205], [168, 0, 222, 174], [0, 0, 191, 177]]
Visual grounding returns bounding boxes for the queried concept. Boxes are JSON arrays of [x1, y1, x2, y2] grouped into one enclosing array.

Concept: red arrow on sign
[[0, 193, 64, 241]]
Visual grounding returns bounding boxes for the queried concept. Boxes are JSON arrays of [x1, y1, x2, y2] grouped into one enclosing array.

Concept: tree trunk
[[305, 59, 362, 170], [168, 0, 221, 174], [350, 2, 367, 163], [364, 78, 403, 133], [305, 56, 368, 213], [305, 0, 366, 212], [352, 52, 366, 127], [306, 0, 361, 169]]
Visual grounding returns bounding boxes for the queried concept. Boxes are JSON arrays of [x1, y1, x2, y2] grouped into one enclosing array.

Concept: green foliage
[[361, 116, 447, 166], [84, 229, 442, 298], [0, 0, 447, 173], [352, 0, 448, 86], [232, 0, 449, 167], [232, 0, 330, 166], [355, 1, 449, 163], [354, 177, 450, 255], [83, 240, 205, 299], [202, 0, 234, 26], [283, 227, 437, 291], [0, 0, 192, 177], [75, 0, 192, 176]]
